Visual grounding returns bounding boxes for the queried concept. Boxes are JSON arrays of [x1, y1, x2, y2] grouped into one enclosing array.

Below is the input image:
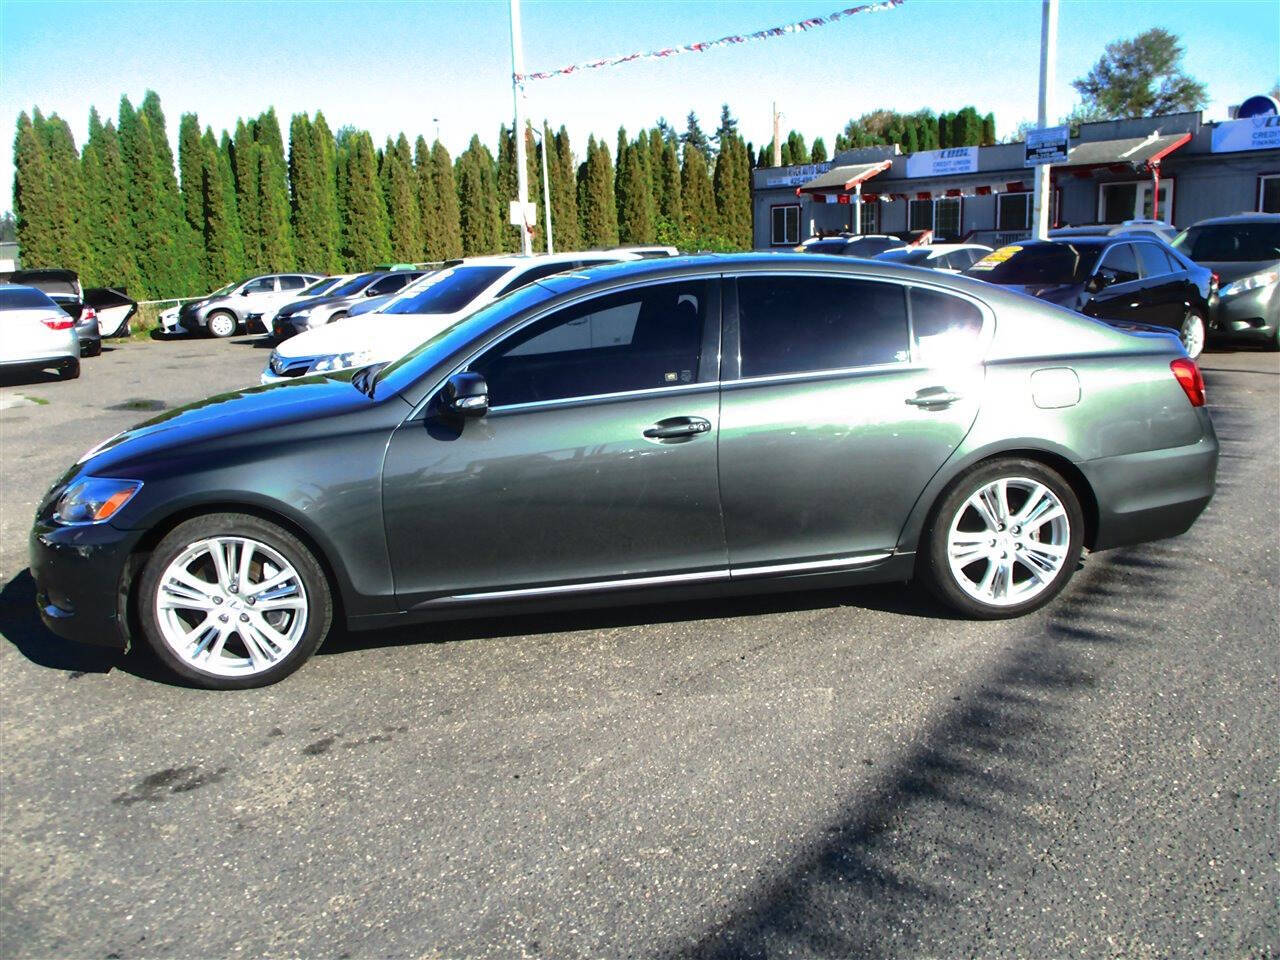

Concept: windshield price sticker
[[970, 246, 1021, 271]]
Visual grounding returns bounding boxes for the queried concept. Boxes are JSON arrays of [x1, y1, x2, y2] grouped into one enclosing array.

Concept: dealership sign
[[764, 162, 832, 188], [1024, 125, 1070, 166], [906, 146, 978, 178], [1211, 115, 1280, 153]]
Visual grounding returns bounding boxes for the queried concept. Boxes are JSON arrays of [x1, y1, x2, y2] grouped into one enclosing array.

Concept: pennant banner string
[[515, 0, 906, 83]]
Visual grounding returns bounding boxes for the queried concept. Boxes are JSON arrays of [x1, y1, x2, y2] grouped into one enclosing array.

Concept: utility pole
[[534, 122, 554, 254], [772, 102, 782, 167], [1031, 0, 1058, 240], [509, 0, 533, 255]]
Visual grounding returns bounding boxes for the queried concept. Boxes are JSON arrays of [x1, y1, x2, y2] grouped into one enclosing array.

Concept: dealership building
[[752, 109, 1280, 249]]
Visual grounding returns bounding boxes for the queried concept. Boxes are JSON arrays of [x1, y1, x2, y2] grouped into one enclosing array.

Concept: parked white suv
[[177, 273, 324, 337], [261, 252, 639, 384]]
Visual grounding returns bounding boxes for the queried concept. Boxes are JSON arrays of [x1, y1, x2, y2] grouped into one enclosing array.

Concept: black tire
[[59, 358, 80, 381], [137, 513, 333, 689], [206, 310, 238, 339], [82, 339, 102, 358], [918, 457, 1084, 619], [328, 311, 348, 323]]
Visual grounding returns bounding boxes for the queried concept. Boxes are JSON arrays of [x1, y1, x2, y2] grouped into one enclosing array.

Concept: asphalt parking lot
[[1, 332, 1277, 958]]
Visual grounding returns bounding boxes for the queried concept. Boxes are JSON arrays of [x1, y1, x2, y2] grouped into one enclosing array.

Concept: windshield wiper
[[351, 362, 388, 397]]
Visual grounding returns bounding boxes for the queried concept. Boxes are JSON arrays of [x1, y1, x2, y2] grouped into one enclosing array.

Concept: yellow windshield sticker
[[970, 245, 1021, 270]]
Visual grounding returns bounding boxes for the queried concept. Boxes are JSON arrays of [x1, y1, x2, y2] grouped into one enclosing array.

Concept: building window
[[934, 197, 962, 239], [771, 205, 800, 246], [908, 199, 933, 231], [1261, 175, 1280, 214], [859, 200, 879, 234], [997, 192, 1031, 230]]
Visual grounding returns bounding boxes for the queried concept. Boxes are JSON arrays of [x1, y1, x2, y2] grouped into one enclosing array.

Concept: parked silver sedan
[[0, 284, 80, 380]]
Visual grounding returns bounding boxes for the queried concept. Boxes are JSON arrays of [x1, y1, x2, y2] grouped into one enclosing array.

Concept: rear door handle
[[643, 416, 712, 441], [906, 388, 962, 408]]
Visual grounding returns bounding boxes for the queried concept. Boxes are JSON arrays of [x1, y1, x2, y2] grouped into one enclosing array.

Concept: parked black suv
[[965, 237, 1213, 358]]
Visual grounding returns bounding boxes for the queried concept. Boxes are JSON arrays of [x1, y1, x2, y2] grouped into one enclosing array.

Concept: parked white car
[[262, 252, 638, 384], [874, 243, 993, 273], [0, 283, 80, 380]]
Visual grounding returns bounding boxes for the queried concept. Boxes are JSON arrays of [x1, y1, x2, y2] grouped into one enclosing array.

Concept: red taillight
[[1210, 272, 1219, 294], [1170, 357, 1205, 407], [42, 317, 73, 331], [82, 306, 97, 322]]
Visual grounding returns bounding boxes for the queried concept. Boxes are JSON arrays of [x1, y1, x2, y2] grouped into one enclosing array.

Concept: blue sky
[[2, 0, 1277, 212]]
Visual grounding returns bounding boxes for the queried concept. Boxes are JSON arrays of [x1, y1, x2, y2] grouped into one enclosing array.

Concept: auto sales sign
[[906, 146, 978, 178], [1211, 115, 1280, 153]]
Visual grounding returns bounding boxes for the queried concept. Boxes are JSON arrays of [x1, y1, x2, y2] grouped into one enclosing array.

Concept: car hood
[[77, 376, 376, 477], [1196, 260, 1280, 284], [274, 311, 465, 361]]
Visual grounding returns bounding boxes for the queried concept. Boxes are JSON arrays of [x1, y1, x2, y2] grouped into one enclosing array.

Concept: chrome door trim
[[417, 568, 730, 606], [730, 553, 893, 578], [487, 380, 719, 416]]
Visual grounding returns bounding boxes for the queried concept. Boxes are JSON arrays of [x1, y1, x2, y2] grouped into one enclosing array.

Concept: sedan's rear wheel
[[206, 311, 238, 338], [1180, 309, 1206, 360], [138, 513, 333, 688], [920, 458, 1084, 619]]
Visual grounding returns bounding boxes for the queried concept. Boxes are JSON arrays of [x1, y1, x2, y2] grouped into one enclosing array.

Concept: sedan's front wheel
[[138, 513, 333, 688], [206, 311, 238, 338], [920, 458, 1084, 619]]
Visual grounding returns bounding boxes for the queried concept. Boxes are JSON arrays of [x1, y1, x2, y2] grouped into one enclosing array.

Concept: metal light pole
[[509, 0, 533, 255], [1031, 0, 1059, 240]]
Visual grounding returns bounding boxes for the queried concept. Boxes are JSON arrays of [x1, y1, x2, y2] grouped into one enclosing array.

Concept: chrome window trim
[[487, 379, 719, 416], [725, 362, 926, 390], [410, 273, 725, 419]]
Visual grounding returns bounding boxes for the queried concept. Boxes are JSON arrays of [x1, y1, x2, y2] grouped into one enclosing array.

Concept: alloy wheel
[[946, 477, 1071, 608], [154, 536, 309, 677], [1180, 311, 1205, 360]]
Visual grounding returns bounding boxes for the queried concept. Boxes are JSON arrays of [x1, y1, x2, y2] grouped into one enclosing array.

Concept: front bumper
[[29, 520, 144, 649], [1210, 284, 1278, 341], [1081, 426, 1218, 552]]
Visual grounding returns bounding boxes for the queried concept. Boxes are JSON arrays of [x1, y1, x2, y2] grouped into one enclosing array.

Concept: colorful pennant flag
[[515, 0, 907, 82]]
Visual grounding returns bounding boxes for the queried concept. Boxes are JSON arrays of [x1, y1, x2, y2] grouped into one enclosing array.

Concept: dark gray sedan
[[31, 254, 1217, 688]]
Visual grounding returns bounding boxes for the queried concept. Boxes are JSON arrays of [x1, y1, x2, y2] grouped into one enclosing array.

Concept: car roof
[[1187, 212, 1280, 227], [455, 251, 624, 269]]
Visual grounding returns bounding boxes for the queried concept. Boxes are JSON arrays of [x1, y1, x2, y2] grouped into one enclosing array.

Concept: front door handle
[[643, 416, 712, 441], [906, 388, 962, 409]]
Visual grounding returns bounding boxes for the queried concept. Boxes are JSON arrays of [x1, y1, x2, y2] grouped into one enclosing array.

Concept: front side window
[[1135, 243, 1174, 278], [771, 205, 800, 246], [910, 287, 985, 365], [369, 274, 411, 296], [242, 277, 276, 295], [736, 275, 910, 378], [1097, 243, 1140, 284], [470, 280, 707, 407]]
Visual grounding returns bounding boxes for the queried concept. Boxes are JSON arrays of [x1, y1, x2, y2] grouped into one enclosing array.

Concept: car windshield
[[845, 237, 901, 256], [208, 281, 238, 297], [966, 243, 1102, 284], [0, 286, 60, 311], [801, 240, 851, 254], [381, 265, 510, 315], [877, 248, 931, 265], [301, 277, 342, 296], [372, 281, 559, 396], [1172, 223, 1280, 262], [326, 273, 381, 298]]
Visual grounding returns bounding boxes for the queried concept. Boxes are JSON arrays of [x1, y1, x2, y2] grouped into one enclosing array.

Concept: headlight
[[53, 477, 142, 525], [312, 350, 373, 373], [1220, 269, 1279, 298]]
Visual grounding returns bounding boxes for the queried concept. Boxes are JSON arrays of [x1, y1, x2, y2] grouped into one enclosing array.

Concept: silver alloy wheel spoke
[[154, 535, 308, 677], [947, 476, 1071, 608]]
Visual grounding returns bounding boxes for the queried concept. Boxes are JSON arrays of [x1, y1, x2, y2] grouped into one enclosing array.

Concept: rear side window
[[1098, 244, 1140, 283], [279, 275, 307, 291], [1135, 243, 1176, 277], [736, 276, 910, 378], [910, 288, 985, 365]]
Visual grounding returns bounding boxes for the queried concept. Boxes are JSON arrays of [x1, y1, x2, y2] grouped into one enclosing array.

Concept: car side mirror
[[441, 372, 489, 418], [241, 289, 252, 296], [1088, 271, 1113, 293]]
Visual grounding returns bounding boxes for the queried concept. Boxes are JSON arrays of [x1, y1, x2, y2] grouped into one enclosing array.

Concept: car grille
[[269, 353, 314, 378]]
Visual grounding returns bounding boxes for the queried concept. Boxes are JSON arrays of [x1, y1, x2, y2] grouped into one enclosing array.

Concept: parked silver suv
[[178, 273, 323, 338]]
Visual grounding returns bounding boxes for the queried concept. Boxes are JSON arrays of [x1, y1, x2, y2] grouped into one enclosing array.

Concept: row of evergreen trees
[[13, 95, 997, 300], [13, 95, 755, 299]]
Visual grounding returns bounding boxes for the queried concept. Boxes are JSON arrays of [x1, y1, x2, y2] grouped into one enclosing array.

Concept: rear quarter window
[[909, 288, 985, 365]]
